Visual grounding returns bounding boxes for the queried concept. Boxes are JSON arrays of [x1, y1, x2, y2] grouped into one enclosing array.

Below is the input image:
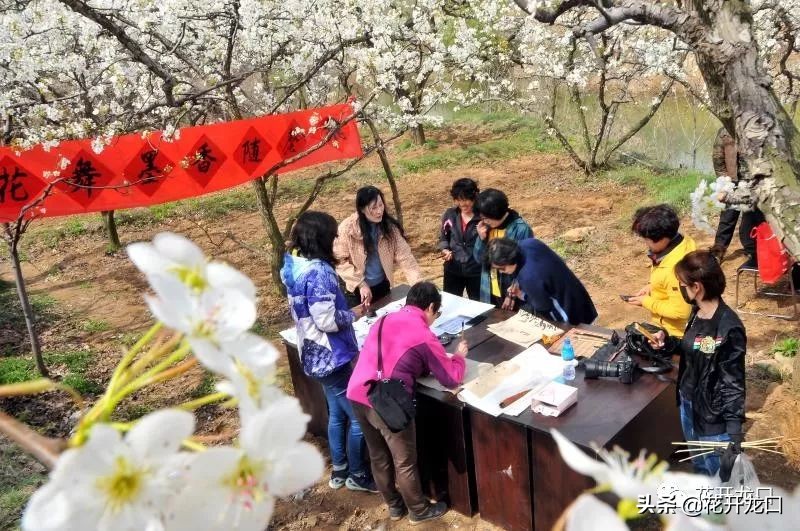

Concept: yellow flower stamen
[[168, 264, 208, 293], [96, 456, 147, 512]]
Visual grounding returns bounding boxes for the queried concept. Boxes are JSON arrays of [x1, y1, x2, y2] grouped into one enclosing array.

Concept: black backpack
[[365, 316, 416, 432]]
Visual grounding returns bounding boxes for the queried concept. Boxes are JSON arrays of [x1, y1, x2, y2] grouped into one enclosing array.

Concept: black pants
[[714, 208, 764, 257], [344, 278, 391, 308], [443, 271, 480, 301]]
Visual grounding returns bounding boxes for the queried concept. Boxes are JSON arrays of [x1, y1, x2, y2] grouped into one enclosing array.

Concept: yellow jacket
[[641, 235, 697, 338]]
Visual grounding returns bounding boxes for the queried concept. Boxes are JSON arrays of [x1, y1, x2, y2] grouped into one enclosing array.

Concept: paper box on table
[[531, 381, 577, 417]]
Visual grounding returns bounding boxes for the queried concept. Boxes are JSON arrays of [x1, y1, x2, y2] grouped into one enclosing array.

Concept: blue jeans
[[320, 367, 369, 478], [679, 393, 731, 476]]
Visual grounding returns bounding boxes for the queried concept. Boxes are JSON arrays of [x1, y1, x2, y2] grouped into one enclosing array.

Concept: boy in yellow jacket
[[627, 204, 697, 338]]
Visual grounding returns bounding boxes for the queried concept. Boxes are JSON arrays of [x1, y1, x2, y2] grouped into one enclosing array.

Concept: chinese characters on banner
[[0, 104, 362, 222]]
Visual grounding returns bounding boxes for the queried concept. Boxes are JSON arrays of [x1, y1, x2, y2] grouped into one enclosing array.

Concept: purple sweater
[[347, 306, 466, 407]]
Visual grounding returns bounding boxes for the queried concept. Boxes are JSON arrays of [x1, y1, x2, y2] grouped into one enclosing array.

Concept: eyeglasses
[[434, 309, 442, 320]]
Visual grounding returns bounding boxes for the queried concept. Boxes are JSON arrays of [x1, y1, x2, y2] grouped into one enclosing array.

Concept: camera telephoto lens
[[583, 360, 621, 379]]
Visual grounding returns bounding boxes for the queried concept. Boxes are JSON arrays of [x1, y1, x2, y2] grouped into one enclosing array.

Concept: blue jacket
[[280, 253, 358, 378], [514, 238, 598, 325], [473, 210, 534, 304]]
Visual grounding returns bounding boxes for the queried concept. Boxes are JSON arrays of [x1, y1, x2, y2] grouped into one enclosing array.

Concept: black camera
[[583, 358, 638, 384]]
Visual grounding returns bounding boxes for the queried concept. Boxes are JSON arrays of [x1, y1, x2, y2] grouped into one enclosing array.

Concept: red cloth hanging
[[751, 222, 793, 284]]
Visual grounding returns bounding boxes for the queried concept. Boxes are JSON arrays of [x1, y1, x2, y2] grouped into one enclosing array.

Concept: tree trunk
[[250, 179, 287, 295], [694, 3, 800, 261], [8, 239, 48, 378], [363, 118, 404, 228], [410, 124, 426, 146], [101, 210, 121, 252]]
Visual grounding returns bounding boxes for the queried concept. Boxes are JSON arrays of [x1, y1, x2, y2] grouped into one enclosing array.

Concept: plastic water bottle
[[561, 337, 576, 381]]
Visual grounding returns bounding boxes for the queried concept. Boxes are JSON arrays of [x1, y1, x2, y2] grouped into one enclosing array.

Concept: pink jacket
[[334, 212, 421, 293], [347, 306, 466, 407]]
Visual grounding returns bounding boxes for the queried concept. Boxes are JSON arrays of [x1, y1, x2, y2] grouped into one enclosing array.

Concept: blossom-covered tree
[[512, 0, 800, 260]]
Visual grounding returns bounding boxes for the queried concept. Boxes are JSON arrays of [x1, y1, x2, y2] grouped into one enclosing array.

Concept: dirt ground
[[2, 136, 800, 529]]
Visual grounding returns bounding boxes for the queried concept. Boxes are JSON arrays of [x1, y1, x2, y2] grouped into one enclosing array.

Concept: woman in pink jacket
[[347, 282, 467, 525]]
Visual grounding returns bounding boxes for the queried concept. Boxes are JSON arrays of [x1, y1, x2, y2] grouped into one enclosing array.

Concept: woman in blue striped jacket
[[280, 211, 377, 494]]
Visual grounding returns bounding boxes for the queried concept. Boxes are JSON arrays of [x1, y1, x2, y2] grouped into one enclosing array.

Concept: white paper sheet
[[457, 344, 564, 417], [417, 358, 493, 393], [279, 327, 298, 346]]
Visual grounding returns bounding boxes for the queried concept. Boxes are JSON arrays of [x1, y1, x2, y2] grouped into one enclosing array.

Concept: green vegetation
[[0, 439, 47, 530], [0, 349, 102, 395], [191, 370, 218, 399], [601, 166, 707, 213], [550, 237, 590, 260], [81, 319, 111, 333], [774, 338, 800, 358]]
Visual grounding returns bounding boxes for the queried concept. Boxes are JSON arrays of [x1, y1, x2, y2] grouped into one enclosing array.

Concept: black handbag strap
[[376, 316, 386, 379]]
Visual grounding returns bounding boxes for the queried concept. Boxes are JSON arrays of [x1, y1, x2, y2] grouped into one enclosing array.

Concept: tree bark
[[692, 2, 800, 260], [250, 179, 287, 295], [410, 124, 426, 146], [101, 210, 121, 252], [521, 0, 800, 260], [364, 118, 404, 228], [7, 238, 48, 377]]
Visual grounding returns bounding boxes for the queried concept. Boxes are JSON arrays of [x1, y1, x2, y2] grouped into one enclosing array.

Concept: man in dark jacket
[[485, 238, 597, 325], [710, 126, 764, 268], [438, 178, 482, 300]]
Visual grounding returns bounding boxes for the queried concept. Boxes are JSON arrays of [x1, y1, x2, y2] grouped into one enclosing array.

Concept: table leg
[[471, 410, 533, 530], [284, 343, 329, 437], [415, 393, 476, 516]]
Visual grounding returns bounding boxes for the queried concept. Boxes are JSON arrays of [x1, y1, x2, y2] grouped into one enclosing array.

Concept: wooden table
[[282, 286, 682, 530], [465, 333, 682, 530]]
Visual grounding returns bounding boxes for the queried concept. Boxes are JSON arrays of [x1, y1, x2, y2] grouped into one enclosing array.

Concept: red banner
[[0, 104, 362, 222]]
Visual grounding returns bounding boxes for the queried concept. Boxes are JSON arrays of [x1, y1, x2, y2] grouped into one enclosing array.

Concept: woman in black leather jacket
[[673, 250, 746, 476]]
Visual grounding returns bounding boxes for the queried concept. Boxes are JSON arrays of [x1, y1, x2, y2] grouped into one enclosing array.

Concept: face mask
[[679, 284, 696, 306]]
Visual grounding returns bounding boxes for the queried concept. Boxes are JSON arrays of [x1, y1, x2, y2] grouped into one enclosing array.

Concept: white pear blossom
[[166, 397, 324, 531], [127, 232, 255, 301], [215, 332, 283, 420], [691, 177, 736, 234], [145, 275, 257, 375], [22, 410, 194, 531]]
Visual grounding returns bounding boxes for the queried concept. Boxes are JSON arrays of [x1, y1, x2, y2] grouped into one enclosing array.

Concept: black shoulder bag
[[365, 316, 416, 432]]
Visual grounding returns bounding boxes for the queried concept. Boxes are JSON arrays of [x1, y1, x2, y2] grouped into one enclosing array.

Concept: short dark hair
[[474, 188, 509, 221], [288, 211, 338, 265], [406, 281, 442, 312], [485, 238, 520, 266], [674, 250, 726, 300], [631, 204, 680, 241], [450, 178, 479, 201]]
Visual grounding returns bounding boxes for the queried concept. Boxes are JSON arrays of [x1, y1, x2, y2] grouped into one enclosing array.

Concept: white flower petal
[[550, 429, 607, 479], [265, 442, 324, 497], [153, 232, 206, 268], [199, 289, 257, 339], [207, 262, 256, 301], [226, 332, 279, 370], [127, 243, 170, 277], [21, 483, 73, 531], [190, 339, 235, 375], [241, 397, 309, 455], [566, 494, 628, 531], [126, 410, 195, 461]]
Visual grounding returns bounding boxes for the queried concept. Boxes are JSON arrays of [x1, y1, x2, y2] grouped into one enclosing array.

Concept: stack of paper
[[417, 358, 493, 393], [457, 344, 564, 417], [486, 310, 564, 348]]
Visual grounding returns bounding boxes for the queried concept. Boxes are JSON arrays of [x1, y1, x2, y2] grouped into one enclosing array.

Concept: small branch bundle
[[672, 437, 789, 462]]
